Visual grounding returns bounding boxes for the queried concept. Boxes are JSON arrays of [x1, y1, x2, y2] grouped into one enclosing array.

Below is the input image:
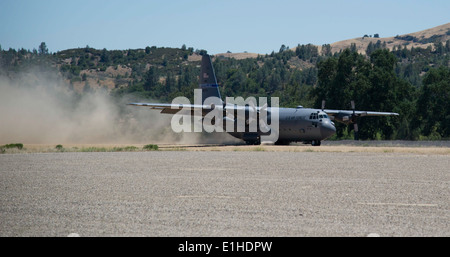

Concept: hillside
[[1, 23, 449, 96], [214, 52, 260, 60], [1, 23, 448, 94], [1, 23, 449, 141], [57, 20, 450, 92], [329, 23, 450, 54]]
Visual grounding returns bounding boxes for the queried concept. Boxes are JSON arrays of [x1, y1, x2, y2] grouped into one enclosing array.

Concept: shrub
[[3, 143, 23, 150], [112, 146, 139, 152], [123, 146, 139, 151], [143, 144, 159, 151]]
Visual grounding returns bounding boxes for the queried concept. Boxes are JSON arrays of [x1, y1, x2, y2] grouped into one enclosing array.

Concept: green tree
[[143, 66, 159, 91], [321, 44, 332, 56], [362, 49, 414, 139], [100, 48, 110, 64], [165, 72, 175, 93], [416, 66, 450, 138], [315, 48, 413, 139], [38, 42, 48, 55]]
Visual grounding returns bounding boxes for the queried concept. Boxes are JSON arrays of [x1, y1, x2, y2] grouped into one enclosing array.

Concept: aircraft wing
[[324, 109, 399, 124], [128, 102, 259, 117], [324, 109, 399, 117], [128, 103, 215, 115]]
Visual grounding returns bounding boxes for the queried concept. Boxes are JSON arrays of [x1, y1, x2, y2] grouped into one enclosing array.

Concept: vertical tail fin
[[199, 54, 222, 104]]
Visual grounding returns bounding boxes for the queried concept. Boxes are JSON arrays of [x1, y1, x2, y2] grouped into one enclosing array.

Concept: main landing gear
[[311, 140, 321, 146], [245, 140, 261, 145]]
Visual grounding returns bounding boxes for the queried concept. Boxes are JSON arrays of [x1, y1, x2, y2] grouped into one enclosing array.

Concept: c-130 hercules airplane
[[129, 55, 399, 146]]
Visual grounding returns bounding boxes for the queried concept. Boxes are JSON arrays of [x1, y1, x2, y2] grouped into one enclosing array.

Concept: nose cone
[[320, 121, 336, 139]]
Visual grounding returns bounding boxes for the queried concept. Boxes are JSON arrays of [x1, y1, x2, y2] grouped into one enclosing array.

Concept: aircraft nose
[[320, 121, 336, 139]]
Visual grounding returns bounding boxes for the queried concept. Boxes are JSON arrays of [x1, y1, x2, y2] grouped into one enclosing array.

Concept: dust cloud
[[0, 70, 239, 145]]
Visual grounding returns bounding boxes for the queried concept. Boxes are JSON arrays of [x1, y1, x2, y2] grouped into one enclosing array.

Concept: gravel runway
[[1, 151, 449, 236]]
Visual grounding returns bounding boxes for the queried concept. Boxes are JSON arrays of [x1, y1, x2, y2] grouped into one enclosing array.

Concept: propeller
[[249, 101, 271, 132], [247, 100, 259, 125], [322, 100, 336, 121], [258, 102, 270, 133], [222, 98, 271, 134], [351, 100, 359, 141]]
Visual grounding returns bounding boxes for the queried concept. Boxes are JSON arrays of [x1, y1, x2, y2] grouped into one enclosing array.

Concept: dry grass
[[288, 23, 450, 56], [4, 143, 449, 155], [181, 144, 450, 155], [330, 23, 450, 54], [214, 52, 260, 60]]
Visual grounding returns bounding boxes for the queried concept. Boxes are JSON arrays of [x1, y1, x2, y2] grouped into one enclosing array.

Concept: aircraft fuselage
[[226, 106, 336, 145]]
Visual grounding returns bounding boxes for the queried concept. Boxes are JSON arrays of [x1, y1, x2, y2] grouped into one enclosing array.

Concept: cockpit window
[[310, 113, 330, 120], [310, 113, 318, 120]]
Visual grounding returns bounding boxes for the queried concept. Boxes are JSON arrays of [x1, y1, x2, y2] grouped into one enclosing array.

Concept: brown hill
[[325, 23, 450, 55], [329, 23, 450, 54], [215, 23, 450, 58], [214, 52, 260, 60]]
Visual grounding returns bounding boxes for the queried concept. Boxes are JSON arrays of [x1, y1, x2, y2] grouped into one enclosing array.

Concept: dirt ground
[[1, 149, 449, 236]]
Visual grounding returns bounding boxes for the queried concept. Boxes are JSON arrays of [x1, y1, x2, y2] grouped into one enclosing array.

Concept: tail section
[[199, 54, 222, 104]]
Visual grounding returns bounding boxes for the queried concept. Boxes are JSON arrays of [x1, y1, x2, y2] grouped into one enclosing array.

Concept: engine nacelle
[[332, 113, 354, 125]]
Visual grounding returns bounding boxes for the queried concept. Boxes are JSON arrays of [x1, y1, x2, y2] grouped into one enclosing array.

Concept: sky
[[1, 0, 449, 54]]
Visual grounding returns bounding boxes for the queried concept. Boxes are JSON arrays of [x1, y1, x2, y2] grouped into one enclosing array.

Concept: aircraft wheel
[[311, 140, 321, 146], [274, 140, 290, 145]]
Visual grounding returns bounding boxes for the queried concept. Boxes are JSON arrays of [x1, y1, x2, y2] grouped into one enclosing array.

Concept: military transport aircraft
[[129, 54, 398, 146]]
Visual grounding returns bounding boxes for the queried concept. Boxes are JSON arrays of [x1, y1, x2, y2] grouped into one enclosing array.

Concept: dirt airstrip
[[1, 141, 449, 236]]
